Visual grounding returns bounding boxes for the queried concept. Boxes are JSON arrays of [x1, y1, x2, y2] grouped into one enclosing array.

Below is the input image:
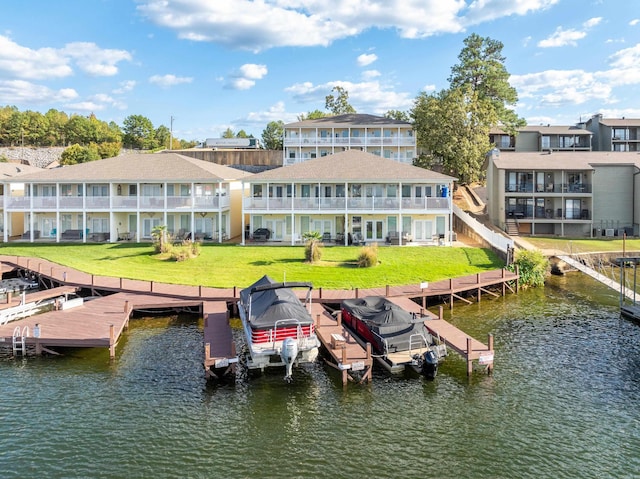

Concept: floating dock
[[203, 301, 237, 380], [311, 302, 372, 385], [387, 296, 494, 375]]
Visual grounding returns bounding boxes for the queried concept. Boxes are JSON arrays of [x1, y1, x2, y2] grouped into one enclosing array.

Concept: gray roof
[[492, 151, 640, 170], [10, 153, 251, 182], [245, 150, 456, 183], [490, 125, 592, 135], [597, 118, 640, 127], [0, 162, 43, 178], [284, 113, 412, 128]]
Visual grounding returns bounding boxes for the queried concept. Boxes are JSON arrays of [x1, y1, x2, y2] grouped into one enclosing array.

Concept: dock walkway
[[203, 301, 237, 380], [387, 296, 494, 375], [310, 303, 372, 385]]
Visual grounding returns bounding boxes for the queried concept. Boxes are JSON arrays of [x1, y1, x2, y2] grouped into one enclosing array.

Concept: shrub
[[357, 243, 379, 267], [169, 240, 201, 262], [508, 248, 549, 288], [303, 231, 323, 263]]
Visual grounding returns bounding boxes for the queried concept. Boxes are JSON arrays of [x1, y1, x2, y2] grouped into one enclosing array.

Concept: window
[[129, 185, 137, 196], [253, 184, 263, 197], [612, 128, 628, 140], [386, 185, 397, 197], [541, 136, 550, 149], [336, 185, 345, 197], [387, 216, 397, 233], [402, 185, 411, 198], [301, 184, 311, 197]]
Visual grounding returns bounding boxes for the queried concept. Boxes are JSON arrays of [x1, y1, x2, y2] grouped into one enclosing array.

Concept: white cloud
[[137, 0, 556, 51], [357, 53, 378, 67], [629, 19, 639, 26], [285, 79, 414, 113], [0, 79, 78, 104], [0, 35, 132, 80], [537, 17, 601, 48], [65, 101, 106, 112], [244, 101, 298, 124], [113, 80, 136, 94], [149, 74, 193, 87], [62, 42, 132, 76], [422, 84, 436, 92], [538, 27, 587, 48], [362, 70, 381, 80], [225, 64, 268, 90], [238, 64, 267, 80], [511, 69, 613, 106]]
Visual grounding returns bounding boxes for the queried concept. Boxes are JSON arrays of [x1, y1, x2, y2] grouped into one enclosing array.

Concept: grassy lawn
[[0, 243, 504, 289], [522, 236, 640, 254]]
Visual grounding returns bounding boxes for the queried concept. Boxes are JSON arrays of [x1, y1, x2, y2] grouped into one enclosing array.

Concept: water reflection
[[1, 273, 639, 478]]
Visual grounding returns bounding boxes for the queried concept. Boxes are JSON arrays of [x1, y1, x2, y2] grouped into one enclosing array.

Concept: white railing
[[453, 204, 514, 253], [85, 196, 110, 209], [58, 197, 84, 209], [244, 196, 450, 211], [284, 136, 415, 147]]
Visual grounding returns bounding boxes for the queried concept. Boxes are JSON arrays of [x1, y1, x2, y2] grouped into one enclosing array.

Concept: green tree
[[412, 86, 495, 183], [235, 129, 249, 138], [221, 127, 235, 138], [60, 144, 101, 165], [261, 120, 284, 150], [155, 125, 170, 149], [122, 114, 157, 150], [297, 109, 326, 121], [325, 86, 356, 115], [65, 115, 93, 145], [448, 33, 525, 134], [384, 110, 410, 122], [0, 106, 19, 145], [96, 141, 121, 159], [44, 109, 69, 146]]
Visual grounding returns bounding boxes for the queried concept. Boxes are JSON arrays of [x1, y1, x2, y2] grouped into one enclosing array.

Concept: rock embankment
[[0, 147, 64, 168]]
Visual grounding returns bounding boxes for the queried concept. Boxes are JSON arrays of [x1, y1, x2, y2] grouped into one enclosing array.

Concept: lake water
[[1, 273, 639, 478]]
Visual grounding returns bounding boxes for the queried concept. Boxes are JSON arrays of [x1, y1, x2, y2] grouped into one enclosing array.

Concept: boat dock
[[387, 296, 494, 375], [310, 302, 373, 385], [0, 292, 209, 358], [203, 301, 237, 380]]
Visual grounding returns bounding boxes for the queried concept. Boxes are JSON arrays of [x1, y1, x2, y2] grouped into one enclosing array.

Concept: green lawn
[[522, 236, 640, 255], [0, 243, 504, 289]]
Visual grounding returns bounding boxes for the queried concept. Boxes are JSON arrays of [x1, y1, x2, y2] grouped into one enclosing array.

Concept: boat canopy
[[342, 296, 418, 337], [240, 275, 313, 329]]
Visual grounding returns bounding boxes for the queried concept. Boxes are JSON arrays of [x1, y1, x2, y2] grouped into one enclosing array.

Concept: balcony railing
[[508, 208, 590, 220], [506, 183, 592, 193], [59, 197, 84, 209], [285, 154, 415, 165], [244, 196, 450, 211], [284, 136, 415, 147], [85, 196, 110, 209]]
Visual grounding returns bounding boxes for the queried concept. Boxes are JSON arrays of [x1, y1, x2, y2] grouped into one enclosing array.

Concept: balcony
[[139, 196, 165, 209], [59, 197, 84, 209], [505, 183, 592, 194], [244, 195, 450, 212], [283, 135, 415, 148], [85, 196, 110, 209]]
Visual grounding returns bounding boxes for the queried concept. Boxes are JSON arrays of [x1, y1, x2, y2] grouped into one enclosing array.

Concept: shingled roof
[[245, 150, 456, 182], [491, 151, 640, 170], [11, 153, 251, 182], [0, 162, 42, 178], [284, 113, 412, 128]]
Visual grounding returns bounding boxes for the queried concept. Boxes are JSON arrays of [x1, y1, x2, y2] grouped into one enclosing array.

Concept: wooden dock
[[387, 296, 494, 375], [0, 292, 215, 358], [203, 301, 237, 380], [310, 302, 372, 385]]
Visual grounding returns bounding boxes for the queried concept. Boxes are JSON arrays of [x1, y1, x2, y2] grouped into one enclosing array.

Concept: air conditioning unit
[[605, 228, 615, 237]]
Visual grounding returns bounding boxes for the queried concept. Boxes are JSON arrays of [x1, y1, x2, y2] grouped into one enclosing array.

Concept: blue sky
[[1, 0, 639, 142]]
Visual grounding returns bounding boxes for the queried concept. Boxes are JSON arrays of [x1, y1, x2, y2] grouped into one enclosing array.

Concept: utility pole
[[169, 116, 174, 150]]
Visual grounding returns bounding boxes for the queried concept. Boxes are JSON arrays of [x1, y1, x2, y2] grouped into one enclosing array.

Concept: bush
[[357, 243, 379, 267], [508, 248, 549, 288], [303, 231, 323, 263], [169, 240, 201, 262]]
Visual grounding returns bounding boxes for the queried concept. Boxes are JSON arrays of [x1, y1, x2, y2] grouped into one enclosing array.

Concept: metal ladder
[[12, 325, 29, 357]]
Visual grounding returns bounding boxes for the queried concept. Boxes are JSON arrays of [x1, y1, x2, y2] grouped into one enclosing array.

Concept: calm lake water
[[1, 273, 639, 479]]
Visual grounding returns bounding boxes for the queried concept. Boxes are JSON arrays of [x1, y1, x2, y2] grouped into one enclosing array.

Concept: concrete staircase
[[505, 218, 519, 236]]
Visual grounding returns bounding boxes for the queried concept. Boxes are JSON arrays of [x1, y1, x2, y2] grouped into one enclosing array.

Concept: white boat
[[238, 275, 320, 381]]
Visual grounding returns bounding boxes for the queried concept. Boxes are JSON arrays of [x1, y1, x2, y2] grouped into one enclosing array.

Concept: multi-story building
[[242, 150, 456, 246], [486, 150, 640, 237], [489, 125, 592, 152], [1, 153, 249, 243], [283, 114, 416, 166], [585, 114, 640, 152]]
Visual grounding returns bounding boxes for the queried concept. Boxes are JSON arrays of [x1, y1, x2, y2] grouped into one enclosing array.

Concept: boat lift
[[615, 256, 640, 321]]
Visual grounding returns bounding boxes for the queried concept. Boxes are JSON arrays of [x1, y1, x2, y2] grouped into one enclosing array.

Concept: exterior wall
[[592, 165, 635, 230], [176, 149, 282, 168], [228, 182, 245, 240], [514, 132, 539, 152]]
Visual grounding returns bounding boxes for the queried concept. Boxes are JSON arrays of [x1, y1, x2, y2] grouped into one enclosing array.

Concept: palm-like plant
[[302, 231, 323, 263]]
